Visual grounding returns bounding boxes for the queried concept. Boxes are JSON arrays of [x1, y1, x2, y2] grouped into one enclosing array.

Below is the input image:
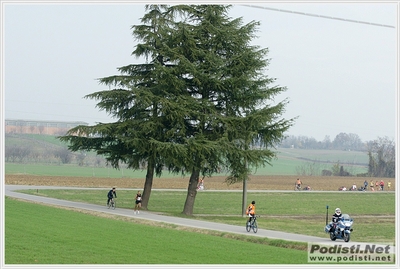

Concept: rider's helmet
[[251, 201, 256, 205], [335, 208, 341, 214]]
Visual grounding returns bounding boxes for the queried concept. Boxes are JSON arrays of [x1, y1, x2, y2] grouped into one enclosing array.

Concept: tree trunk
[[141, 158, 155, 210], [182, 168, 200, 215], [242, 177, 247, 217]]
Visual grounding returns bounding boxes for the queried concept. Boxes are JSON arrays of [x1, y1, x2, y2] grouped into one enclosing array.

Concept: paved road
[[5, 185, 395, 253]]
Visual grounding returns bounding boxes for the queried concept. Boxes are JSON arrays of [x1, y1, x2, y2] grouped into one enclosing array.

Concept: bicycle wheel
[[111, 200, 116, 210], [107, 200, 111, 209], [252, 220, 258, 233], [246, 220, 251, 232]]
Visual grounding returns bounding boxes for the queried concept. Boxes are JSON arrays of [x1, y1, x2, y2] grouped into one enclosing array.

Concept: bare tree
[[5, 145, 31, 163], [367, 137, 395, 178], [76, 152, 86, 166], [54, 148, 72, 164], [295, 160, 326, 176]]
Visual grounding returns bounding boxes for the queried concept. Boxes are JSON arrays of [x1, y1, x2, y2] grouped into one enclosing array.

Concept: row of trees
[[59, 5, 294, 215], [279, 133, 366, 151], [281, 133, 396, 178], [292, 136, 395, 178], [4, 144, 104, 166]]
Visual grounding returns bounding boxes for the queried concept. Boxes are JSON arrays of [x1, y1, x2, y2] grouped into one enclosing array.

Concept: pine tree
[[59, 4, 295, 215], [165, 5, 294, 214]]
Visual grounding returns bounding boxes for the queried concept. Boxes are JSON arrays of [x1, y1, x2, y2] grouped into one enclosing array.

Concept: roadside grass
[[5, 197, 307, 264], [17, 189, 395, 243]]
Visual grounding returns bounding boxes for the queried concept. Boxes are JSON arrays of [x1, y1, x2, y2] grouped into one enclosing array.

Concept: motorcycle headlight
[[345, 222, 351, 227]]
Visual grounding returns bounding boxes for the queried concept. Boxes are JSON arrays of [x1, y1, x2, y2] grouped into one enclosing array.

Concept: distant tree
[[4, 145, 31, 163], [76, 151, 86, 166], [38, 126, 45, 134], [322, 135, 332, 149], [347, 133, 364, 151], [367, 137, 395, 178], [94, 156, 103, 167], [295, 160, 325, 176], [330, 161, 351, 177], [29, 150, 41, 163], [332, 132, 364, 151], [54, 148, 72, 164], [5, 145, 18, 162], [331, 161, 341, 176], [321, 169, 332, 176], [279, 135, 328, 149], [278, 135, 296, 148]]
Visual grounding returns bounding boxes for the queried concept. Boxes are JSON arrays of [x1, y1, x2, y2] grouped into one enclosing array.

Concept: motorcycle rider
[[330, 207, 342, 232]]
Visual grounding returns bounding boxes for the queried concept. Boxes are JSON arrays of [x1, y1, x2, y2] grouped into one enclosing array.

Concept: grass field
[[5, 163, 149, 178], [5, 197, 308, 264], [5, 157, 368, 177]]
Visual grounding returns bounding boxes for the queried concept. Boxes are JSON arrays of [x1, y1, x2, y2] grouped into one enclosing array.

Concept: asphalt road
[[5, 185, 396, 254]]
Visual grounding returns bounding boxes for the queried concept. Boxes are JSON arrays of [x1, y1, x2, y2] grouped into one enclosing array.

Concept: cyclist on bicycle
[[295, 178, 302, 190], [246, 201, 256, 223], [107, 187, 117, 206]]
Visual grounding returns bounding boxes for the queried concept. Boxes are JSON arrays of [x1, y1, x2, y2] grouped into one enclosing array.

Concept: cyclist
[[134, 191, 142, 214], [295, 178, 302, 190], [246, 201, 256, 224], [107, 187, 117, 206]]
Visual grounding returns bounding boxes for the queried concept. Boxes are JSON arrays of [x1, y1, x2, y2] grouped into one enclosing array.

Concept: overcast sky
[[3, 2, 398, 142]]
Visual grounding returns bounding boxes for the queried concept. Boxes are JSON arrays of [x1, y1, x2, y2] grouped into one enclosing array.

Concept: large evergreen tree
[[59, 5, 186, 209], [165, 5, 294, 214], [59, 4, 294, 215]]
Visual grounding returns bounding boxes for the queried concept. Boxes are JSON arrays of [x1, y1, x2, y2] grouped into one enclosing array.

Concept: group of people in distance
[[106, 187, 143, 214], [294, 178, 392, 192], [340, 179, 391, 192], [370, 179, 390, 191]]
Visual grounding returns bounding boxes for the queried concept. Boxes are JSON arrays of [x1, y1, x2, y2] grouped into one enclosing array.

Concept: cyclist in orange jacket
[[246, 201, 256, 223]]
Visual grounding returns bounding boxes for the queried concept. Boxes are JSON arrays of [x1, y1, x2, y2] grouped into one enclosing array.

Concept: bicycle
[[246, 215, 258, 233], [294, 184, 301, 191], [107, 198, 116, 209]]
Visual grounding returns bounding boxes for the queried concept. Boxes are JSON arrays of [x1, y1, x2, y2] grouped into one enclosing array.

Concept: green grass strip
[[5, 197, 308, 264]]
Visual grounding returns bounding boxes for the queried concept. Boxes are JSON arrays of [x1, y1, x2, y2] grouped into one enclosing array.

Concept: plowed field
[[5, 174, 394, 192]]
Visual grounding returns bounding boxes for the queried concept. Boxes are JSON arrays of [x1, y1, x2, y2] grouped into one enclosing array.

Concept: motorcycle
[[324, 214, 354, 242]]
